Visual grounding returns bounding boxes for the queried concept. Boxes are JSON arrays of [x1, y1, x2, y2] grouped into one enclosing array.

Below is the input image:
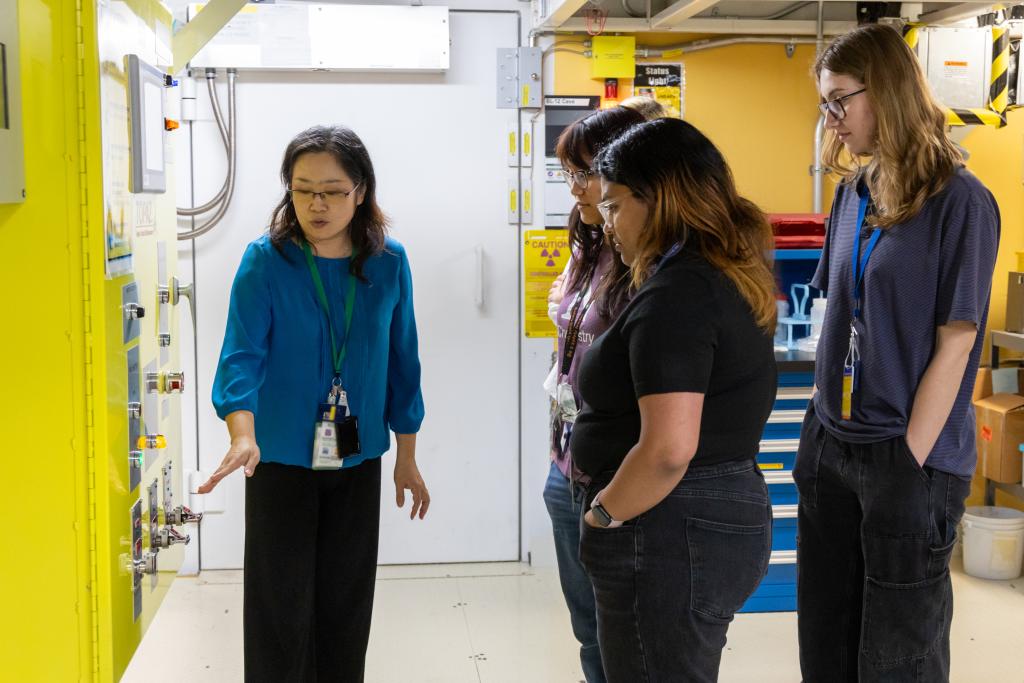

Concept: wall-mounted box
[[189, 4, 450, 72], [917, 27, 993, 110], [0, 0, 25, 204]]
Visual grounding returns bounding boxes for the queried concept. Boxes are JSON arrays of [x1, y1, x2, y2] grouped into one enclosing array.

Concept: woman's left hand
[[395, 456, 431, 520]]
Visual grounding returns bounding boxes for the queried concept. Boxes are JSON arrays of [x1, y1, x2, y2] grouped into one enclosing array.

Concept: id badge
[[841, 365, 855, 421], [556, 382, 580, 424], [311, 402, 362, 470]]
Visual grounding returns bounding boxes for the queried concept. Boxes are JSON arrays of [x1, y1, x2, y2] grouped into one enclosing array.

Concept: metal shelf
[[983, 331, 1024, 505]]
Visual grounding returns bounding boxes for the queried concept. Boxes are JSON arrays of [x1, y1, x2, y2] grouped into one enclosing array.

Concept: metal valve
[[158, 277, 195, 323], [166, 505, 203, 526], [145, 372, 160, 394], [123, 303, 146, 320], [158, 333, 171, 348], [127, 402, 142, 419], [133, 552, 158, 576], [152, 526, 190, 549]]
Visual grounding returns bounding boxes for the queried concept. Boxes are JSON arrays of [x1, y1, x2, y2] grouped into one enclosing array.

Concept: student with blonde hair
[[795, 23, 1000, 682]]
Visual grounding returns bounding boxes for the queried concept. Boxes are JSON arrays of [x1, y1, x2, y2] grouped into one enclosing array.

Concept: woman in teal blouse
[[199, 125, 429, 682]]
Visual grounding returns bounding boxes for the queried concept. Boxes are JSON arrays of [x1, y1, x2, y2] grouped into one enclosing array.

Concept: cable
[[177, 72, 231, 217], [177, 69, 237, 240]]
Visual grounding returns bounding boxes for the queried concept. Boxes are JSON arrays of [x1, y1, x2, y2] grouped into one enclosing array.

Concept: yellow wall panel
[[0, 0, 92, 681]]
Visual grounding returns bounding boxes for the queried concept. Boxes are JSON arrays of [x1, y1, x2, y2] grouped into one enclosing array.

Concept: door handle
[[474, 245, 485, 308]]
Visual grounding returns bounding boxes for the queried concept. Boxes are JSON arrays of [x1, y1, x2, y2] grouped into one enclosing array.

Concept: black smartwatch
[[590, 490, 623, 528]]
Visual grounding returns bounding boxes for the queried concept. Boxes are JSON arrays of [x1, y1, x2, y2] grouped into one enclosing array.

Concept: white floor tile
[[125, 560, 1024, 683], [456, 569, 584, 683]]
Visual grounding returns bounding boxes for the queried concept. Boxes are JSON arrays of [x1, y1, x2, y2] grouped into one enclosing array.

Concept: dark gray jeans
[[794, 404, 971, 683], [579, 460, 772, 683]]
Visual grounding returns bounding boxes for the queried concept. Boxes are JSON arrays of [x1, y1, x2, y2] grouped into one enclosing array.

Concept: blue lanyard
[[657, 243, 683, 272], [851, 194, 882, 321]]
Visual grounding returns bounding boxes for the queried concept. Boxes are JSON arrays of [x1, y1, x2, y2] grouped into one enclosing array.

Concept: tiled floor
[[123, 556, 1024, 682]]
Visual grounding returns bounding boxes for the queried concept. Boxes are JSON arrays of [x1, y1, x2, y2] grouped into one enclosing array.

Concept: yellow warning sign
[[524, 229, 570, 338], [591, 36, 636, 79]]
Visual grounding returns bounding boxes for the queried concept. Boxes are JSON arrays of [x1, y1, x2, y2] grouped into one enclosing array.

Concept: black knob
[[136, 306, 146, 318]]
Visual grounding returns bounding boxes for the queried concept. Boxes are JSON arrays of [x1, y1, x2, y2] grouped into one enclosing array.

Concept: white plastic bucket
[[962, 506, 1024, 581]]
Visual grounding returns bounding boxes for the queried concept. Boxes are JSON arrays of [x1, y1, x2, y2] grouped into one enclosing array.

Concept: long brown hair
[[555, 106, 645, 319], [814, 24, 964, 227], [595, 118, 777, 333], [269, 125, 388, 280]]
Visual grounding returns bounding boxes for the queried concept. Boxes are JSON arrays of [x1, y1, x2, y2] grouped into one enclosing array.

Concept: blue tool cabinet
[[739, 246, 821, 614]]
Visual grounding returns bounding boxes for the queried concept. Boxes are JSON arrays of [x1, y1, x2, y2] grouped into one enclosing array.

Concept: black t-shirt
[[571, 248, 777, 478]]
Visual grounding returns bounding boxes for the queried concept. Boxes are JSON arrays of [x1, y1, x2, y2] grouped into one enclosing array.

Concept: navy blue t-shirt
[[812, 167, 999, 478]]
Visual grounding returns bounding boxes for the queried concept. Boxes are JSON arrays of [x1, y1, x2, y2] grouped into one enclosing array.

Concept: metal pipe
[[178, 69, 237, 240], [812, 115, 825, 213], [622, 0, 644, 18], [177, 71, 232, 217], [812, 1, 825, 213], [642, 35, 816, 55]]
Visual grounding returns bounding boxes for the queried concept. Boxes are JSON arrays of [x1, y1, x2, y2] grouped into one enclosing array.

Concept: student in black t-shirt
[[571, 117, 779, 682], [796, 25, 999, 683]]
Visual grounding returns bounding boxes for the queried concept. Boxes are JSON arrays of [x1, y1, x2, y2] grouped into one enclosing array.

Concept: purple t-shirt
[[552, 249, 616, 479], [811, 168, 999, 478]]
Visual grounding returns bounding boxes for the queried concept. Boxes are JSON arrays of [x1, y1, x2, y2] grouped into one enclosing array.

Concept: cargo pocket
[[860, 570, 949, 669], [793, 408, 825, 508], [687, 517, 769, 620]]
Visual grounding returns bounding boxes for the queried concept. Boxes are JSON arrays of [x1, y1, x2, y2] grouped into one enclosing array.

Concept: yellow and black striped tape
[[903, 23, 1008, 129]]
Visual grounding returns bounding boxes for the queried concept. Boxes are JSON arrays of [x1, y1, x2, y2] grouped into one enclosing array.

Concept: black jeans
[[579, 460, 772, 683], [793, 405, 971, 683], [244, 458, 382, 683]]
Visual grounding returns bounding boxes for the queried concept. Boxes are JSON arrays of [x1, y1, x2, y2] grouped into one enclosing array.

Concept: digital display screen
[[0, 43, 8, 130]]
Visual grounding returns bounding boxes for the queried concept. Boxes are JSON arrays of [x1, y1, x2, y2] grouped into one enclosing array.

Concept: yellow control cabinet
[[1, 1, 194, 680]]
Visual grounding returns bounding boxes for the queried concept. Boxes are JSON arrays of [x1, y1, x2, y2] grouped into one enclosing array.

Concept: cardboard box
[[974, 393, 1024, 484], [973, 367, 993, 402]]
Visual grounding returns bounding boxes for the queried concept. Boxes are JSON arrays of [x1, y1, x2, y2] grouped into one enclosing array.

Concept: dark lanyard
[[302, 242, 357, 379], [560, 263, 599, 377], [851, 194, 882, 322]]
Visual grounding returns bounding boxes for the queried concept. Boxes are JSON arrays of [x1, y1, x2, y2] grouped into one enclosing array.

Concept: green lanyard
[[302, 242, 357, 380]]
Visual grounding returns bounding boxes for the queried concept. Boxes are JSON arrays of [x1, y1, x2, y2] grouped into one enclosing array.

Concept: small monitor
[[126, 54, 167, 193]]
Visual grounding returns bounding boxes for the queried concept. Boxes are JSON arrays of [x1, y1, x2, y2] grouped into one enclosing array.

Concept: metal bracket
[[497, 47, 543, 109]]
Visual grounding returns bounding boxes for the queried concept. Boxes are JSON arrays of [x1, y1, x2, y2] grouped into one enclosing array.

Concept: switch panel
[[122, 282, 141, 343], [147, 480, 160, 590], [131, 500, 143, 621], [127, 346, 142, 491]]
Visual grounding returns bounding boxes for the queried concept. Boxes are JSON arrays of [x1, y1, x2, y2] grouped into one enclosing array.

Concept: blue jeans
[[543, 461, 606, 683], [580, 460, 772, 683]]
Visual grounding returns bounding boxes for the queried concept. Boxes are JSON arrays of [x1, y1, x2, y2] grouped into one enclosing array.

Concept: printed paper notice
[[632, 63, 684, 119], [524, 230, 570, 338]]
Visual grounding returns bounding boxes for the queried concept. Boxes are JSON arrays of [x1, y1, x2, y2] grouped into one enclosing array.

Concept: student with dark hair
[[544, 105, 644, 683], [201, 125, 430, 682], [574, 117, 778, 681], [796, 24, 1000, 682]]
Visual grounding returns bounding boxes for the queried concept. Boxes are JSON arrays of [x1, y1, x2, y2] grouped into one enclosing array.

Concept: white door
[[183, 11, 521, 567]]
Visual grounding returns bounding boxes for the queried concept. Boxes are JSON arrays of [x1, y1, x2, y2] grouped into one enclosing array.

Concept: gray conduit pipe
[[178, 69, 237, 240], [177, 71, 233, 218], [812, 0, 825, 213]]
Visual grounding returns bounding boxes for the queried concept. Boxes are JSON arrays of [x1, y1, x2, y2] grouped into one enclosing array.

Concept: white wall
[[169, 1, 561, 571]]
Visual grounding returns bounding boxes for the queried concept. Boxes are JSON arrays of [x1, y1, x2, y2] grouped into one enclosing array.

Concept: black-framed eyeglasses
[[819, 88, 866, 120], [287, 183, 361, 205], [558, 168, 596, 189]]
